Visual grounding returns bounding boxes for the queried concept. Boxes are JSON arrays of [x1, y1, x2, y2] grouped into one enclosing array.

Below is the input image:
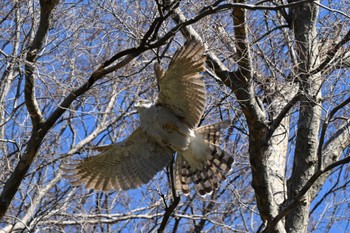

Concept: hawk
[[63, 40, 233, 195]]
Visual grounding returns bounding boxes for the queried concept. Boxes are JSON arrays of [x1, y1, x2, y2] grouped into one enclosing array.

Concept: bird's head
[[134, 99, 153, 111]]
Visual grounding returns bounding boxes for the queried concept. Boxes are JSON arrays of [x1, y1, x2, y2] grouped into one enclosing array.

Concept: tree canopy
[[0, 0, 349, 232]]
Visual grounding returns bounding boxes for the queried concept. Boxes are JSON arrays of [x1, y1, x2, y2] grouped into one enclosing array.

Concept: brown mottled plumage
[[63, 40, 233, 195], [62, 128, 173, 191]]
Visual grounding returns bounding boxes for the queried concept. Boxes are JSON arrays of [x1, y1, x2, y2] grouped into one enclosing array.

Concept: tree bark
[[172, 3, 291, 232], [286, 1, 322, 232]]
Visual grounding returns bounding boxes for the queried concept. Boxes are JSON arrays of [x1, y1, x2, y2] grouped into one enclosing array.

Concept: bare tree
[[0, 0, 349, 232]]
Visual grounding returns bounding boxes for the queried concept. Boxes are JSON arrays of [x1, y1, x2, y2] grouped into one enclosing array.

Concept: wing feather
[[156, 40, 207, 128], [62, 127, 173, 191]]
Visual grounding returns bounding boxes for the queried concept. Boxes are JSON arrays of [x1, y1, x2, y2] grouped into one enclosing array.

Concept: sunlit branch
[[311, 29, 350, 75], [317, 97, 350, 170], [263, 137, 350, 232]]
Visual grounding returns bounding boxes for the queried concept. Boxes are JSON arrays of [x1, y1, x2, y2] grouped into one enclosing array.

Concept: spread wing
[[156, 40, 207, 128], [62, 127, 173, 191]]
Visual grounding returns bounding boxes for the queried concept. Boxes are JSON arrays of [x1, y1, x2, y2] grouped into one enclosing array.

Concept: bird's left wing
[[156, 40, 207, 128], [62, 127, 173, 191]]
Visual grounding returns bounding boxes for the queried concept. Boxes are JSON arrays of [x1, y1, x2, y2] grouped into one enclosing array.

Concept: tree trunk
[[286, 1, 322, 232]]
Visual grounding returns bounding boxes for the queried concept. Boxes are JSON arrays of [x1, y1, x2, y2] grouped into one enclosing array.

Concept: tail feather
[[207, 160, 225, 180], [196, 120, 231, 145], [193, 170, 213, 195], [174, 120, 234, 195], [208, 145, 233, 172], [175, 154, 191, 195], [205, 166, 219, 190]]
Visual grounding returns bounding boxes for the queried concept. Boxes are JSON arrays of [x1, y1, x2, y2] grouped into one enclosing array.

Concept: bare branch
[[315, 1, 350, 19], [158, 160, 180, 232], [311, 29, 350, 75], [268, 93, 301, 139], [317, 96, 350, 170], [24, 0, 59, 130], [0, 0, 59, 220], [231, 0, 252, 80], [1, 0, 349, 231], [263, 154, 350, 232]]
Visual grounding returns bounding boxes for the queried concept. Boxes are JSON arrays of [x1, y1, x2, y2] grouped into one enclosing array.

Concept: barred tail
[[196, 120, 231, 145], [174, 120, 234, 195]]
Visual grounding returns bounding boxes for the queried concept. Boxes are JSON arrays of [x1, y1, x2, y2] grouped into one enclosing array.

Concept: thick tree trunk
[[285, 1, 322, 232], [248, 90, 295, 233], [249, 127, 287, 233], [232, 1, 291, 231]]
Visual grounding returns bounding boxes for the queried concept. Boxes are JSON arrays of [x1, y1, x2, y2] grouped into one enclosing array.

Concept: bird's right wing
[[62, 127, 173, 191]]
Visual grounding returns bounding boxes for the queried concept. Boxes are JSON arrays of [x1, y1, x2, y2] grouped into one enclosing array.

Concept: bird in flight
[[63, 40, 233, 195]]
